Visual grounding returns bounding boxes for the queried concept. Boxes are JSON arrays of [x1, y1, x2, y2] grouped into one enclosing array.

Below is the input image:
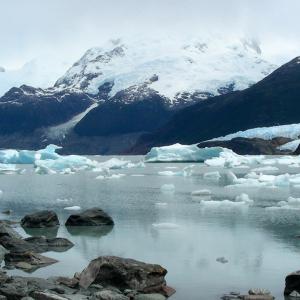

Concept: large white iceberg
[[145, 143, 225, 162]]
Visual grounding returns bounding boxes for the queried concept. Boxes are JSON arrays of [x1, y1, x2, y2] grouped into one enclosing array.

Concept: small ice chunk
[[235, 193, 253, 204], [131, 174, 145, 177], [56, 198, 71, 203], [158, 171, 178, 176], [191, 189, 211, 196], [161, 184, 175, 191], [152, 223, 180, 229], [155, 202, 168, 207], [203, 171, 221, 181], [266, 197, 300, 210], [252, 166, 279, 173], [64, 206, 81, 211]]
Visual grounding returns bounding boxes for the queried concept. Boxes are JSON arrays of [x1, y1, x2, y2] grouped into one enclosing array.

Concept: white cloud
[[0, 0, 300, 68]]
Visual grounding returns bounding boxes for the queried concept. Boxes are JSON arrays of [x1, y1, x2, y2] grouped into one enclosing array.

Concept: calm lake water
[[1, 156, 300, 300]]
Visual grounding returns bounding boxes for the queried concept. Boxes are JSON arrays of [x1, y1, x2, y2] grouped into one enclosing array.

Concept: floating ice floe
[[94, 158, 145, 170], [161, 184, 175, 192], [155, 202, 168, 207], [145, 144, 224, 162], [200, 193, 253, 208], [158, 165, 194, 177], [266, 197, 300, 210], [0, 144, 144, 175], [152, 223, 180, 229], [96, 173, 126, 180], [0, 164, 22, 175], [203, 171, 221, 181], [225, 171, 300, 189], [191, 189, 212, 196], [64, 206, 81, 211], [56, 198, 71, 203], [251, 166, 279, 173]]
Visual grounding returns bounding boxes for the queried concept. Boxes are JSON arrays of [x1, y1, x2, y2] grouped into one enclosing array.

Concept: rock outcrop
[[21, 211, 60, 228], [65, 208, 114, 226]]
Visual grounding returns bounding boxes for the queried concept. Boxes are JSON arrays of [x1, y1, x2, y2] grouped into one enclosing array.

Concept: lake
[[1, 156, 300, 300]]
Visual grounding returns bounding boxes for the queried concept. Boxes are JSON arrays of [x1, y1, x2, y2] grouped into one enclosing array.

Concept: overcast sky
[[1, 0, 300, 68]]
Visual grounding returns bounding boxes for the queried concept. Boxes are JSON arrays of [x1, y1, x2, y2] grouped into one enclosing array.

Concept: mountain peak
[[53, 36, 276, 106]]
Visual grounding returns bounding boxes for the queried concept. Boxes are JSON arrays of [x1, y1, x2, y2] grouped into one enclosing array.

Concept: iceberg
[[145, 144, 225, 162], [0, 144, 61, 164], [0, 144, 142, 175], [266, 197, 300, 210]]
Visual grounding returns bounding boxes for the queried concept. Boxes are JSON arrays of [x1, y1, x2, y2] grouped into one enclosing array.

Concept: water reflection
[[66, 225, 113, 238]]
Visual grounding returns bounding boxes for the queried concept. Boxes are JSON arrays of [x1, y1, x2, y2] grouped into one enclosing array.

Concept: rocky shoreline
[[0, 209, 300, 300], [0, 209, 175, 300]]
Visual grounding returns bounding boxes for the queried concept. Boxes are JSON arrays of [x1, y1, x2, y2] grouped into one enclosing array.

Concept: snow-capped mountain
[[55, 36, 276, 106], [131, 56, 300, 154], [0, 57, 73, 97]]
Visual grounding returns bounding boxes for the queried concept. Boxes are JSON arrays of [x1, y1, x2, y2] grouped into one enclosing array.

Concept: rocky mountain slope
[[131, 56, 300, 153]]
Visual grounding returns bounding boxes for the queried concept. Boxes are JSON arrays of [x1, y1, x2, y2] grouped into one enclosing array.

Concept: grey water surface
[[0, 156, 300, 300]]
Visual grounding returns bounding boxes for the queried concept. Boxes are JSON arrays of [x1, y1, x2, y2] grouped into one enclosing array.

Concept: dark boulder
[[4, 251, 58, 272], [0, 223, 22, 239], [21, 211, 59, 228], [65, 208, 114, 226], [78, 256, 169, 295], [0, 236, 38, 253]]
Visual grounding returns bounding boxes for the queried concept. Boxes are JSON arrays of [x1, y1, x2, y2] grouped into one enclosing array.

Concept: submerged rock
[[91, 289, 129, 300], [21, 211, 60, 228], [0, 222, 22, 239], [79, 256, 169, 295], [65, 208, 114, 226], [24, 237, 74, 253], [5, 251, 58, 271]]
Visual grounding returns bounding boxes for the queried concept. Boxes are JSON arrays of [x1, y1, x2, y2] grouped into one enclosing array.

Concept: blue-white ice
[[145, 143, 225, 162], [0, 144, 144, 175]]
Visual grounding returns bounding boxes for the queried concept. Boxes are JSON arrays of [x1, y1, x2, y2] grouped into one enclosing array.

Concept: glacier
[[55, 35, 276, 105]]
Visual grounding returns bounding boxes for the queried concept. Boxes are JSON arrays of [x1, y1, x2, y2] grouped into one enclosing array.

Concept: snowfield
[[55, 36, 276, 105]]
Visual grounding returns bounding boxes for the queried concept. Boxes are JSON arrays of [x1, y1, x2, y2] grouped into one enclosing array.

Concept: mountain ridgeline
[[0, 38, 298, 154], [131, 57, 300, 153]]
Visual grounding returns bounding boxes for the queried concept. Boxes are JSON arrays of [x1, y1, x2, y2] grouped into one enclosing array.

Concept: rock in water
[[78, 256, 169, 295], [285, 271, 300, 295], [65, 208, 114, 226], [24, 237, 74, 253], [91, 289, 129, 300], [5, 251, 58, 271], [21, 210, 60, 228]]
